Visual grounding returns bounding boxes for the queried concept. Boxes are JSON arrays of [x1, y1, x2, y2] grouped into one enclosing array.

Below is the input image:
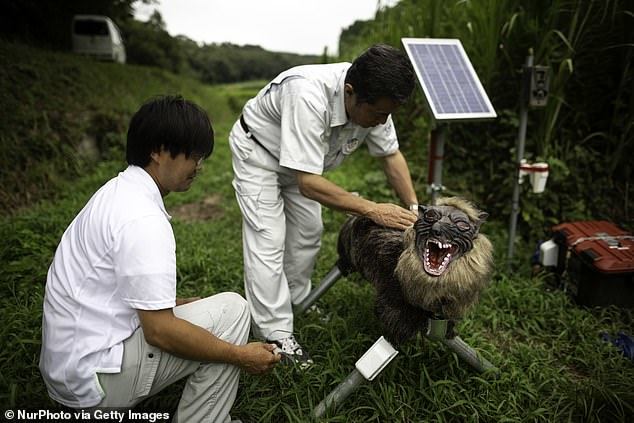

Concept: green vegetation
[[120, 14, 320, 84], [340, 0, 633, 244], [1, 40, 633, 421]]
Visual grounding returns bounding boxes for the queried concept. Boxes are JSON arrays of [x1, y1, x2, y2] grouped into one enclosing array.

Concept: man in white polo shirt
[[228, 44, 420, 367], [40, 96, 280, 421]]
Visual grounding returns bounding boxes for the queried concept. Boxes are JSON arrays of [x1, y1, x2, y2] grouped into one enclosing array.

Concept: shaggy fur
[[337, 197, 494, 345]]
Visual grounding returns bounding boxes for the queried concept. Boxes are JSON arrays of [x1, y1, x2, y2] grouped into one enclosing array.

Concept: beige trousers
[[229, 120, 323, 341], [94, 292, 250, 423]]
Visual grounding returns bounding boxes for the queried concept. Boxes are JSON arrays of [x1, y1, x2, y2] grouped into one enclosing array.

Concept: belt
[[239, 115, 276, 159]]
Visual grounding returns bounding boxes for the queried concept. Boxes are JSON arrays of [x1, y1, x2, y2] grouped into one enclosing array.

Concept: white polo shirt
[[240, 62, 399, 175], [39, 165, 177, 408]]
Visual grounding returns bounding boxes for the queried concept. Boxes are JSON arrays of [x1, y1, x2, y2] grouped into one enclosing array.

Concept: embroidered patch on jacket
[[341, 138, 360, 155]]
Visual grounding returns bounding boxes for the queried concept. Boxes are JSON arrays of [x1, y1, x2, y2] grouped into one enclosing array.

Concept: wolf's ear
[[403, 226, 416, 245], [473, 211, 488, 233]]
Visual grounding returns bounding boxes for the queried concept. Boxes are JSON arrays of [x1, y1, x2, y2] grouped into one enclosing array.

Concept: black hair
[[126, 95, 214, 167], [345, 44, 415, 105]]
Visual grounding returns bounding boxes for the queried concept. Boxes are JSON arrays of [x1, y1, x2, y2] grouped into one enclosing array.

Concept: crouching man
[[39, 96, 280, 422]]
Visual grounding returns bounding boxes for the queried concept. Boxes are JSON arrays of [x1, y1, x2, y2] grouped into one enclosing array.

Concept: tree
[[0, 0, 152, 50]]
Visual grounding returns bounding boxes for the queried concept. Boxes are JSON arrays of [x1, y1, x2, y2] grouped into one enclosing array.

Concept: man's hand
[[365, 203, 418, 230], [138, 308, 281, 372], [236, 342, 281, 374], [296, 171, 417, 230]]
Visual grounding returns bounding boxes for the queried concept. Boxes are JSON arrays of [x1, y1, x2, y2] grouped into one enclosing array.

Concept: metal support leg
[[313, 368, 366, 419], [425, 319, 498, 374], [295, 265, 342, 315], [442, 336, 498, 374], [312, 322, 499, 420], [313, 336, 398, 419]]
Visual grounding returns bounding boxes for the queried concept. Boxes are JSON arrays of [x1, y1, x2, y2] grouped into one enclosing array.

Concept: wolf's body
[[337, 197, 494, 344]]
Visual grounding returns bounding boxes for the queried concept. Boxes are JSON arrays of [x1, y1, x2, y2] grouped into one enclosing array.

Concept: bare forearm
[[147, 314, 242, 365], [296, 172, 377, 216], [137, 308, 279, 374], [296, 171, 417, 229], [382, 151, 418, 206]]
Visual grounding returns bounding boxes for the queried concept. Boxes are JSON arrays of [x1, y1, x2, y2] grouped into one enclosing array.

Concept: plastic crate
[[552, 221, 634, 307]]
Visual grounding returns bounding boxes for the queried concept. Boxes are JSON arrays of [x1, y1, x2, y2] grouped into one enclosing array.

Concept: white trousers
[[94, 292, 250, 423], [229, 120, 323, 341]]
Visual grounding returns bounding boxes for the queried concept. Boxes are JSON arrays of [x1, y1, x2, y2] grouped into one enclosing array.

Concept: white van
[[71, 15, 126, 64]]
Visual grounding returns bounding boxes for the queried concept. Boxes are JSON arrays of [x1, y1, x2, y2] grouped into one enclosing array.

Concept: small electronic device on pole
[[507, 50, 551, 270]]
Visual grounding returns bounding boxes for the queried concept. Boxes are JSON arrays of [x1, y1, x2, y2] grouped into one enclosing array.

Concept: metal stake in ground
[[311, 320, 499, 419], [294, 265, 342, 314]]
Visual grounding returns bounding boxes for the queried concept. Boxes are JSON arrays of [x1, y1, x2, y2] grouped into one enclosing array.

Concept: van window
[[74, 20, 109, 36]]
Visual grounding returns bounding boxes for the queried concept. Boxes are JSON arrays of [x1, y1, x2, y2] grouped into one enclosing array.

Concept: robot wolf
[[337, 197, 494, 344]]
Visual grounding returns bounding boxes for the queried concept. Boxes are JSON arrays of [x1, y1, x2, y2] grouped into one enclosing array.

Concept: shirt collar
[[330, 68, 349, 128], [121, 165, 172, 220]]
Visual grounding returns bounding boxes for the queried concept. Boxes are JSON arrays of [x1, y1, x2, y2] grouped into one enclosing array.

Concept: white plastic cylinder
[[529, 162, 549, 193]]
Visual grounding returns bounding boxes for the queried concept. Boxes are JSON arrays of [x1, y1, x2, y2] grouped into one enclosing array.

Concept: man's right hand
[[365, 203, 418, 230], [236, 342, 281, 374], [295, 171, 418, 230]]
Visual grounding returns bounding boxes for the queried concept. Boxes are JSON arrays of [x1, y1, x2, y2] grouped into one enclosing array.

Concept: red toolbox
[[552, 221, 634, 307]]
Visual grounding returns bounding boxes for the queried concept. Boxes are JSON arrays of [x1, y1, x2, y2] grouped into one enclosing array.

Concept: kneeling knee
[[217, 292, 248, 313]]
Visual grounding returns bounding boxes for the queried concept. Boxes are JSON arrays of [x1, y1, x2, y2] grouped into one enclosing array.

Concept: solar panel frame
[[402, 38, 497, 122]]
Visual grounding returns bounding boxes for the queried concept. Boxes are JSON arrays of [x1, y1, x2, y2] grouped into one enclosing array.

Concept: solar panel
[[402, 38, 496, 122]]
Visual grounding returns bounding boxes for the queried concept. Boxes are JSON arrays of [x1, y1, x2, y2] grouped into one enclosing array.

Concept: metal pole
[[313, 368, 366, 419], [312, 331, 499, 419], [425, 320, 498, 374], [442, 336, 499, 374], [294, 265, 343, 315], [507, 50, 533, 270], [429, 125, 446, 205]]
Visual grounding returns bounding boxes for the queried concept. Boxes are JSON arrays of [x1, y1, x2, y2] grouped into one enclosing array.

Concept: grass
[[1, 43, 633, 422]]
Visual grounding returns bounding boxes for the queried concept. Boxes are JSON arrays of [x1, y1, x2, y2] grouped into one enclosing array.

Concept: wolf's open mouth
[[423, 240, 457, 276]]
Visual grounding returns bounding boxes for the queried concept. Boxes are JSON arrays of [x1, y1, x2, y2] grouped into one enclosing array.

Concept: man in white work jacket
[[40, 96, 280, 421], [228, 44, 420, 366]]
